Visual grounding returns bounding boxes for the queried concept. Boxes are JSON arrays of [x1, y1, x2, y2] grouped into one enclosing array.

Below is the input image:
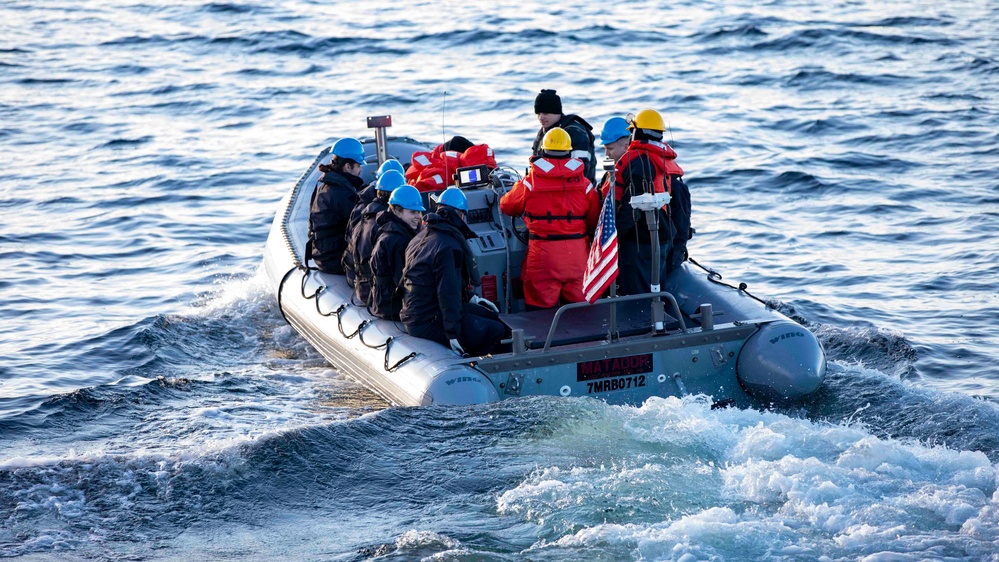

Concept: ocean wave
[[500, 396, 999, 559], [752, 26, 957, 53]]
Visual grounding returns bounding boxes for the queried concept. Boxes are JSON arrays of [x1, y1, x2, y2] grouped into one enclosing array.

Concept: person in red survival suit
[[501, 127, 600, 310], [601, 109, 691, 296], [406, 135, 498, 192]]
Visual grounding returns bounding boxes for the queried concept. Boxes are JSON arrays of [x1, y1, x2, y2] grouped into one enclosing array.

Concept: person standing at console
[[531, 89, 597, 184], [501, 127, 599, 310]]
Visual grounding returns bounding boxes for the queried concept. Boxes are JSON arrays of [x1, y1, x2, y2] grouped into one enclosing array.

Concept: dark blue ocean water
[[2, 0, 998, 559]]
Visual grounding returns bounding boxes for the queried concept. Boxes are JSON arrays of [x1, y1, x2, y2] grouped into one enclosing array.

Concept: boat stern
[[421, 367, 501, 406], [736, 321, 826, 402]]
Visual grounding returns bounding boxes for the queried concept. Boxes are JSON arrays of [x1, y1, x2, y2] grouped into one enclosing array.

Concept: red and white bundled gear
[[500, 156, 600, 308], [407, 144, 497, 192]]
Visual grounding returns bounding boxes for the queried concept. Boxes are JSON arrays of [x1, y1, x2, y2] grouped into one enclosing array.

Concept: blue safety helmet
[[435, 187, 468, 212], [388, 185, 426, 212], [599, 117, 631, 145], [375, 170, 406, 192], [331, 137, 365, 164], [376, 158, 405, 179]]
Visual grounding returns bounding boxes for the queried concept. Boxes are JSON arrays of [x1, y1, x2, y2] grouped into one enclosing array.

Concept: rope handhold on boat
[[383, 337, 417, 372], [688, 257, 771, 309], [336, 306, 367, 339], [276, 267, 298, 326], [300, 268, 322, 299], [358, 321, 391, 349]]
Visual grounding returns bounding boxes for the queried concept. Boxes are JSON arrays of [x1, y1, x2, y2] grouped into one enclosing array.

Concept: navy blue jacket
[[308, 169, 362, 274], [352, 197, 389, 304], [400, 209, 476, 341], [370, 211, 418, 319], [342, 184, 377, 282], [667, 176, 692, 271]]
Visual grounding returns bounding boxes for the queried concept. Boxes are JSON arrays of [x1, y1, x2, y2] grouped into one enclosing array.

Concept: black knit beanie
[[534, 89, 562, 114]]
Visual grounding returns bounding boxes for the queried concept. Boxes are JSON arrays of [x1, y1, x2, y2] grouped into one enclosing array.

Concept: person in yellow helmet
[[602, 109, 692, 295], [501, 127, 601, 309], [531, 89, 597, 184]]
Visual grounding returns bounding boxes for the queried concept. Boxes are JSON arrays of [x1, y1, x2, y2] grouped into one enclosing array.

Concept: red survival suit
[[407, 144, 497, 193], [500, 156, 600, 309]]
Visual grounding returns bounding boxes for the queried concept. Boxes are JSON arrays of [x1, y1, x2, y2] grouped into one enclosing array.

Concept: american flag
[[582, 193, 619, 303]]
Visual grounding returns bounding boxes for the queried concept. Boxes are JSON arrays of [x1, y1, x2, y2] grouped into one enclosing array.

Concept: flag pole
[[602, 158, 618, 341]]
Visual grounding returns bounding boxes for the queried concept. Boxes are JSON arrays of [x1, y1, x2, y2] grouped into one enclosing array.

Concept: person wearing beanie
[[501, 127, 600, 310], [530, 89, 597, 184], [603, 109, 692, 296]]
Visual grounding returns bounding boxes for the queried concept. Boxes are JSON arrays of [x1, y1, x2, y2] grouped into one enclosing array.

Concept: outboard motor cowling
[[737, 321, 826, 402]]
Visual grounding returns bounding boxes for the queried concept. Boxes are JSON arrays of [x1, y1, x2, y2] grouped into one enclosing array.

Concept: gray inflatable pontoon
[[263, 132, 825, 407]]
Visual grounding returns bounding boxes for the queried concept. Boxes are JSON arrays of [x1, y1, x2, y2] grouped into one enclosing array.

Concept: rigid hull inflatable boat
[[263, 129, 826, 407]]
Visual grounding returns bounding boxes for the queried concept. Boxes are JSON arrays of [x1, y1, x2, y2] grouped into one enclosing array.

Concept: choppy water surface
[[1, 0, 997, 559]]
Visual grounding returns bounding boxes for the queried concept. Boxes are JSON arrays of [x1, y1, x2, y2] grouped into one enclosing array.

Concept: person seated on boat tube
[[531, 89, 596, 184], [352, 169, 406, 305], [406, 136, 498, 193], [604, 109, 691, 295], [369, 185, 425, 320], [500, 127, 600, 310], [308, 137, 364, 274], [399, 187, 509, 357], [343, 159, 405, 286]]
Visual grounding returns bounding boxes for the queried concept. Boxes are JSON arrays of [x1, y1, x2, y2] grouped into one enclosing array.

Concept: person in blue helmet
[[343, 158, 405, 286], [598, 117, 632, 175], [352, 169, 406, 304], [531, 89, 597, 184], [400, 188, 509, 357], [369, 185, 425, 320], [309, 137, 365, 274]]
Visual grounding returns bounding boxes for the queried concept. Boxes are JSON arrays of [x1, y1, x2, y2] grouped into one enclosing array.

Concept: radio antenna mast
[[442, 90, 449, 191]]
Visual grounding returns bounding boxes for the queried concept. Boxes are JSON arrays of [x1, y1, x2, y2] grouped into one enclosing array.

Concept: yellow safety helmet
[[542, 127, 572, 152], [630, 109, 666, 132]]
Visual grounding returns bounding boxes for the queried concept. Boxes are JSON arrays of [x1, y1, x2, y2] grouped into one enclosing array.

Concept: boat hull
[[264, 142, 826, 407]]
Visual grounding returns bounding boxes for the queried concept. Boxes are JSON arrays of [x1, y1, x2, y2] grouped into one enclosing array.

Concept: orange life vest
[[500, 157, 599, 239], [601, 140, 684, 201]]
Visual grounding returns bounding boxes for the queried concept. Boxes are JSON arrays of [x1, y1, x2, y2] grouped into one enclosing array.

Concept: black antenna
[[442, 91, 449, 188], [441, 90, 447, 147]]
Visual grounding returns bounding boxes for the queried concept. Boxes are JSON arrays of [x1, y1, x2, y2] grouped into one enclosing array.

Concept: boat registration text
[[586, 375, 647, 394]]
